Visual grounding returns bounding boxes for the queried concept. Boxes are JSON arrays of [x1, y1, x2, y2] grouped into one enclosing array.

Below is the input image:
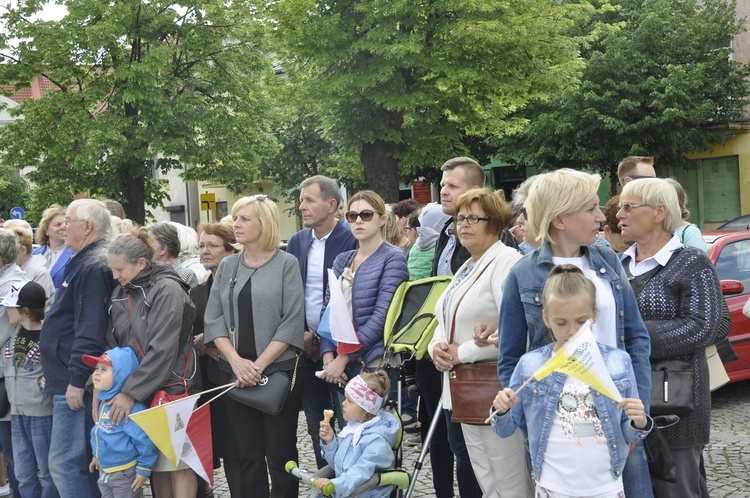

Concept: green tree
[[492, 0, 750, 193], [267, 0, 596, 201], [0, 0, 280, 224], [0, 166, 30, 222]]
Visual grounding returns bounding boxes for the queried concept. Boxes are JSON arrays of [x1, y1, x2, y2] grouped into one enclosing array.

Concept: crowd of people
[[0, 154, 727, 498]]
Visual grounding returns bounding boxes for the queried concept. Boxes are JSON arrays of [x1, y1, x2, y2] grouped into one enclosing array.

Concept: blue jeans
[[12, 415, 59, 498], [49, 393, 99, 498], [444, 409, 482, 498], [416, 359, 481, 498], [387, 366, 417, 418], [623, 441, 654, 498], [0, 420, 19, 498]]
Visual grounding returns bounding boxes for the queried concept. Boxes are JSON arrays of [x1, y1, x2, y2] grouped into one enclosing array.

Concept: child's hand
[[319, 420, 334, 444], [315, 477, 332, 492], [132, 473, 148, 491], [89, 458, 99, 473], [618, 398, 647, 429], [493, 388, 517, 415]]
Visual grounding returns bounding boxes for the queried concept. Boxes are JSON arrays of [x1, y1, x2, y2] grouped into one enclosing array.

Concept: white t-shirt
[[551, 256, 617, 348], [538, 378, 622, 496], [304, 232, 330, 332]]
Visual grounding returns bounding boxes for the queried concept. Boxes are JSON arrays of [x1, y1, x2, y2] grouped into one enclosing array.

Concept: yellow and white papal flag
[[130, 394, 201, 468], [531, 320, 623, 402]]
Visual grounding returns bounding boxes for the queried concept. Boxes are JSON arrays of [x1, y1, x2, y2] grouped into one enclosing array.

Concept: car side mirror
[[721, 280, 744, 295]]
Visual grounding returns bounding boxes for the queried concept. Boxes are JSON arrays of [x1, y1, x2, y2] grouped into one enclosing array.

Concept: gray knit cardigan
[[203, 250, 305, 367], [625, 246, 722, 449]]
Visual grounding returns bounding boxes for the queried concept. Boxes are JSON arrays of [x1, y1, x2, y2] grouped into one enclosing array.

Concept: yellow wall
[[687, 129, 750, 216], [197, 180, 301, 241]]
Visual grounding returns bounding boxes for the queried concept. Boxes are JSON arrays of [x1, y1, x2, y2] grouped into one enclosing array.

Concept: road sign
[[200, 193, 216, 211], [10, 207, 24, 220]]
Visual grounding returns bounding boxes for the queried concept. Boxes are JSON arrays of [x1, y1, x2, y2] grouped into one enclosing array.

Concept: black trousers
[[222, 375, 303, 498]]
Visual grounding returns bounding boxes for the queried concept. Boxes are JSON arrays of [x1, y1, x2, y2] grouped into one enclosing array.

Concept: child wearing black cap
[[85, 347, 157, 498], [1, 280, 58, 497]]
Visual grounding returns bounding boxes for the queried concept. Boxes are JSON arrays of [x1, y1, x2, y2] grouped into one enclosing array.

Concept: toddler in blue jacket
[[86, 347, 157, 498], [318, 371, 398, 498]]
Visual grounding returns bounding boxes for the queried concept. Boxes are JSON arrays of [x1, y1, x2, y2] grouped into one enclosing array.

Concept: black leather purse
[[650, 357, 694, 416]]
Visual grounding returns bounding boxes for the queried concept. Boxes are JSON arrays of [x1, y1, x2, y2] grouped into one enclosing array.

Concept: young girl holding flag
[[491, 265, 651, 498]]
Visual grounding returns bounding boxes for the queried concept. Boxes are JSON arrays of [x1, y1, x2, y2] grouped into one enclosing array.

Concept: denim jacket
[[497, 242, 651, 409], [491, 343, 652, 482]]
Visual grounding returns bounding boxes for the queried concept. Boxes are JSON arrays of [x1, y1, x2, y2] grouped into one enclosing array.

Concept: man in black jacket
[[287, 175, 357, 468], [418, 157, 484, 498]]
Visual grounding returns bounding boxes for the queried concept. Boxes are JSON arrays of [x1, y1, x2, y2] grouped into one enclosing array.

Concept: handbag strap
[[228, 253, 300, 380]]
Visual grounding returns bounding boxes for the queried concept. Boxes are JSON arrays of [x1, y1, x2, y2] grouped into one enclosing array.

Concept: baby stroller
[[286, 406, 410, 497], [290, 276, 451, 498]]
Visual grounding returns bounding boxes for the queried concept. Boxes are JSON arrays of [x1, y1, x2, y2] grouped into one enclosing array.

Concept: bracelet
[[323, 359, 333, 367]]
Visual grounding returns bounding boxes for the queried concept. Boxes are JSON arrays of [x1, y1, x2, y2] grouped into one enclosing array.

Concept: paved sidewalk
[[144, 412, 444, 497], [144, 379, 750, 497]]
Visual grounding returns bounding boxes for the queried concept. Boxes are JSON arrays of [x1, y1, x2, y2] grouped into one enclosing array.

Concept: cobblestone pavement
[[144, 380, 750, 497]]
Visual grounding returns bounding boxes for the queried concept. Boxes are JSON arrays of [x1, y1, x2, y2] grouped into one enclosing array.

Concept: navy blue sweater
[[40, 241, 117, 394]]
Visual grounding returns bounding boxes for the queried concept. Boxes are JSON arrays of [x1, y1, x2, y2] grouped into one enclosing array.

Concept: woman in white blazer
[[429, 188, 533, 498]]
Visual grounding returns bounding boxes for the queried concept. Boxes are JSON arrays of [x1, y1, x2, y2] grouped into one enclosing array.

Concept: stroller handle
[[286, 460, 336, 496]]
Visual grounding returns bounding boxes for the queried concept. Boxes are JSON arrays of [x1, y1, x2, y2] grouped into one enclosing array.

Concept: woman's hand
[[322, 355, 349, 387], [432, 343, 454, 372], [618, 397, 648, 429], [194, 333, 206, 355], [473, 320, 498, 348], [230, 356, 262, 387], [319, 420, 334, 444], [493, 388, 517, 416], [204, 346, 220, 362]]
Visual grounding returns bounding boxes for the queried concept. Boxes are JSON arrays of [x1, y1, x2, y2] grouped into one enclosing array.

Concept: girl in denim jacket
[[492, 265, 651, 498]]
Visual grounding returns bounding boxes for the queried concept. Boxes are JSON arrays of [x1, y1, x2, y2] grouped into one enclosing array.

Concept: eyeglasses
[[617, 203, 651, 213], [455, 215, 490, 226], [63, 218, 85, 226], [345, 210, 381, 223], [199, 242, 224, 250]]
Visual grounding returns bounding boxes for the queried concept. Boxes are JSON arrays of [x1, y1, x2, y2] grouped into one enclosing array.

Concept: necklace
[[244, 250, 273, 267]]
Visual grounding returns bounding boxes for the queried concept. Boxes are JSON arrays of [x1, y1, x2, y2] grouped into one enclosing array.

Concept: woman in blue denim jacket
[[496, 169, 653, 497], [492, 265, 652, 497]]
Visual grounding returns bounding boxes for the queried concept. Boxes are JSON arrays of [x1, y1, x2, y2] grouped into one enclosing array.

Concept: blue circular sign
[[10, 207, 24, 220]]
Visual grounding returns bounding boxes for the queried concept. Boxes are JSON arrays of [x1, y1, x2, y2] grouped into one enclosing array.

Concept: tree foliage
[[267, 0, 597, 201], [0, 166, 31, 222], [0, 0, 280, 224], [491, 0, 750, 193]]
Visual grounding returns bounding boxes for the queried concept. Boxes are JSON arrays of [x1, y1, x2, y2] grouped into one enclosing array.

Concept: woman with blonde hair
[[428, 188, 532, 498], [203, 195, 305, 497], [318, 190, 408, 385], [498, 168, 653, 498], [32, 205, 73, 290]]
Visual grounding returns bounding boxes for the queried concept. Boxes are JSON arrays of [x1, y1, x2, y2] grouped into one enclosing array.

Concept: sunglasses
[[345, 210, 381, 223], [253, 194, 268, 201]]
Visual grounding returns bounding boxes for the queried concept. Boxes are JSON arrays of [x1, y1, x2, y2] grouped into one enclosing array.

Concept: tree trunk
[[122, 163, 147, 225], [360, 110, 404, 203]]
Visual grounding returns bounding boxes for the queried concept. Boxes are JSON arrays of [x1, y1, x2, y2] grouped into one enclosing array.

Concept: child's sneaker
[[0, 482, 10, 496]]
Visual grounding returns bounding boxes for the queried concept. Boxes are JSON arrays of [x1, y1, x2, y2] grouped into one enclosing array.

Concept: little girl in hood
[[318, 370, 398, 498]]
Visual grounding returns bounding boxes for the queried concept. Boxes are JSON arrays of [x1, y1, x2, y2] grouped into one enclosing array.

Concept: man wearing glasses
[[617, 156, 657, 185], [287, 175, 357, 469], [40, 199, 117, 497]]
